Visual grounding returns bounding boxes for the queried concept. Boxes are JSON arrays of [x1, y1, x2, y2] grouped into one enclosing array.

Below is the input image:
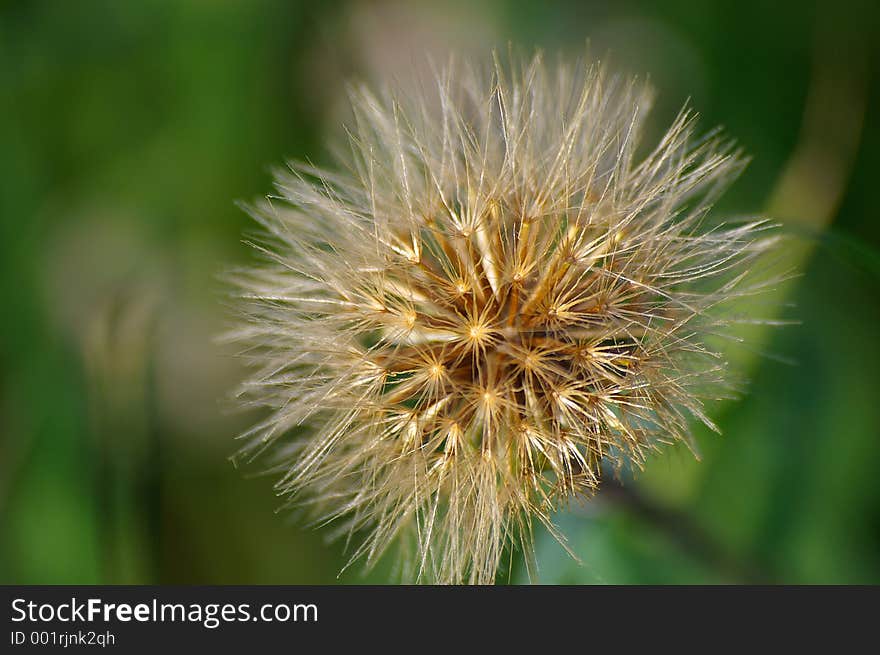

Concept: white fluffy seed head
[[228, 51, 778, 584]]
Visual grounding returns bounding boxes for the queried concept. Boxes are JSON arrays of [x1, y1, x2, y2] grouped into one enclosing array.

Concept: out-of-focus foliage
[[1, 0, 878, 584]]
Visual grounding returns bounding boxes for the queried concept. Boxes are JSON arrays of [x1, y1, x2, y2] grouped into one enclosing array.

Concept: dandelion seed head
[[229, 51, 778, 584]]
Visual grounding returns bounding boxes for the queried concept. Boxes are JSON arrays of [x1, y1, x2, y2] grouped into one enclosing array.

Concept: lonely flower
[[229, 53, 777, 584]]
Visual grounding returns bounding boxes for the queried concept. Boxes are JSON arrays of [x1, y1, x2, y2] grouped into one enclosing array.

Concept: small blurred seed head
[[229, 51, 778, 584]]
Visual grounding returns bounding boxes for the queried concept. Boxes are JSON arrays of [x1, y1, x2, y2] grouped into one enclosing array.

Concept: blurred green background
[[1, 0, 878, 584]]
